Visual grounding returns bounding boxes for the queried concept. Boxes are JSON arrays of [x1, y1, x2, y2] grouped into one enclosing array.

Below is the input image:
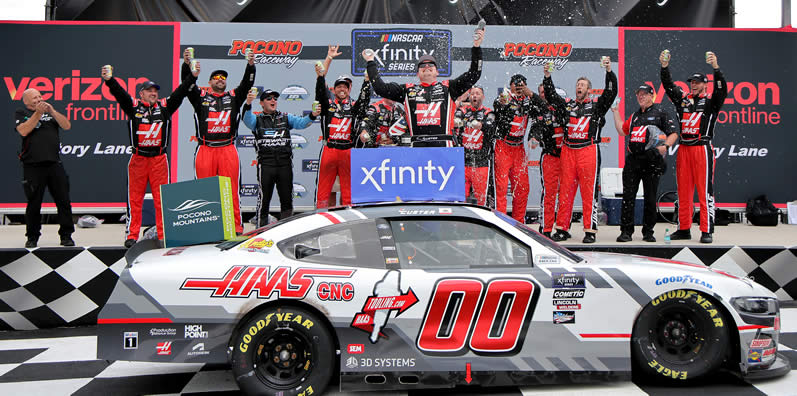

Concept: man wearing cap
[[15, 88, 75, 248], [544, 57, 617, 243], [242, 88, 320, 225], [360, 97, 406, 148], [314, 45, 372, 208], [492, 74, 546, 222], [363, 29, 484, 147], [181, 48, 256, 235], [611, 84, 678, 243], [454, 86, 495, 205], [660, 51, 726, 243], [103, 63, 198, 248]]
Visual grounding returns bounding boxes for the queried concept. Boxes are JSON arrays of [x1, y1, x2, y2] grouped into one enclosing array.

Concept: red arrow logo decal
[[465, 362, 472, 384], [350, 288, 418, 339]]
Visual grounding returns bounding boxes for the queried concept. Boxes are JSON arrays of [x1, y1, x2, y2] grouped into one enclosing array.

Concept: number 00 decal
[[417, 278, 537, 356]]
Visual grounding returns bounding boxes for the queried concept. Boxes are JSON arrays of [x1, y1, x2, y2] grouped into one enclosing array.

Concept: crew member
[[544, 57, 617, 243], [15, 89, 75, 248], [529, 83, 567, 238], [104, 58, 197, 247], [182, 49, 256, 235], [359, 97, 406, 147], [611, 84, 678, 242], [492, 74, 546, 222], [243, 89, 320, 225], [363, 29, 484, 147], [314, 46, 371, 208], [660, 50, 726, 243], [454, 86, 494, 205]]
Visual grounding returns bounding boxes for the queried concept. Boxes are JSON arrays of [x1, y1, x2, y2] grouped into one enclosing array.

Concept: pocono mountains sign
[[350, 147, 465, 204]]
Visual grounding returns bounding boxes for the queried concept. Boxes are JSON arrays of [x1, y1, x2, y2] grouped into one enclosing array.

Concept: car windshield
[[493, 210, 583, 263]]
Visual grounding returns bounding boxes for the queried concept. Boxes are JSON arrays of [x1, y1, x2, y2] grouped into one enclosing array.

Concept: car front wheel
[[230, 306, 335, 396]]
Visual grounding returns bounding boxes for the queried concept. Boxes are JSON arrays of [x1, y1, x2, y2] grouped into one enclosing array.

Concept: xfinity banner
[[351, 29, 452, 77], [351, 147, 465, 204]]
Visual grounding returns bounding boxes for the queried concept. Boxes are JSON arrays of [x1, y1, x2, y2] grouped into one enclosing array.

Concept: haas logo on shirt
[[461, 127, 483, 150], [567, 116, 590, 139], [415, 102, 442, 126], [509, 115, 526, 137], [329, 117, 352, 140], [629, 126, 648, 143], [681, 112, 702, 138], [137, 122, 163, 147], [207, 111, 231, 134]]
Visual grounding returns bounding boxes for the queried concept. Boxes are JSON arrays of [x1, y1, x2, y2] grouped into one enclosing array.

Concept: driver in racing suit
[[358, 98, 406, 148], [453, 86, 495, 206]]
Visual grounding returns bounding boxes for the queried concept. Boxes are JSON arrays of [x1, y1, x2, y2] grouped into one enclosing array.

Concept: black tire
[[230, 306, 335, 396], [632, 289, 729, 382]]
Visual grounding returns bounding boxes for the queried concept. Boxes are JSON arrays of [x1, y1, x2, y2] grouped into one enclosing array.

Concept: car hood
[[131, 243, 225, 266]]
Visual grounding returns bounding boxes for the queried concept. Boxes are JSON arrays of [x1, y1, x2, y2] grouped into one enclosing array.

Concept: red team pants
[[194, 144, 242, 234], [465, 166, 489, 206], [556, 144, 599, 233], [127, 154, 168, 240], [676, 144, 715, 233], [494, 140, 529, 222], [539, 154, 561, 233], [316, 147, 351, 208]]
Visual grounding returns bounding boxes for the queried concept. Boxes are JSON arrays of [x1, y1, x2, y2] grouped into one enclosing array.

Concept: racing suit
[[182, 62, 255, 234], [529, 103, 566, 233], [243, 106, 314, 225], [315, 77, 371, 208], [620, 104, 678, 237], [454, 105, 495, 206], [661, 66, 727, 234], [492, 94, 546, 222], [105, 73, 195, 241], [366, 47, 482, 147], [544, 70, 617, 233], [359, 98, 406, 147]]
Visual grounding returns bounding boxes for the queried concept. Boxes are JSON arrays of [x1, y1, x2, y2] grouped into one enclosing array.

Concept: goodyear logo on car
[[655, 275, 713, 289]]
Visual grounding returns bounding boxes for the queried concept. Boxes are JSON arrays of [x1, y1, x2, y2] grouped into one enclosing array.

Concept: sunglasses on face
[[263, 96, 278, 101], [211, 75, 227, 81], [418, 63, 436, 69]]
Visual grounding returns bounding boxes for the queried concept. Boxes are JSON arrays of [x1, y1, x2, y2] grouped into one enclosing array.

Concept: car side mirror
[[295, 244, 320, 260]]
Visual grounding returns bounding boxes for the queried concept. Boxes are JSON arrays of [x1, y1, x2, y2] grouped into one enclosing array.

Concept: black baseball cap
[[334, 75, 352, 87], [138, 81, 160, 91], [209, 69, 228, 79], [635, 84, 654, 94], [510, 74, 527, 85], [259, 89, 280, 100], [417, 55, 437, 67], [687, 73, 708, 83]]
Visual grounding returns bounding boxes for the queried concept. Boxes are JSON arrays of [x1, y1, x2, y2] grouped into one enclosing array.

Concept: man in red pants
[[544, 57, 617, 243], [492, 74, 546, 222], [454, 86, 495, 206], [104, 59, 197, 247], [530, 83, 567, 238], [182, 49, 255, 235], [660, 50, 727, 243]]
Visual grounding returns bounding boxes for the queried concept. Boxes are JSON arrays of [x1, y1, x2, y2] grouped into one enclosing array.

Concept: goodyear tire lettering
[[239, 311, 317, 352]]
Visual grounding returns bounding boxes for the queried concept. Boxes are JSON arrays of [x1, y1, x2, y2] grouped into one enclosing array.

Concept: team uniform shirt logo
[[567, 116, 591, 140], [629, 125, 649, 143], [680, 111, 702, 139], [207, 110, 232, 133], [509, 115, 526, 137], [461, 128, 484, 150], [328, 117, 353, 141], [415, 102, 442, 126], [136, 122, 163, 147]]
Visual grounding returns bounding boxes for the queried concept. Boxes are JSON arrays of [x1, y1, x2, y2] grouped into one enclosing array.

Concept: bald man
[[15, 89, 75, 248]]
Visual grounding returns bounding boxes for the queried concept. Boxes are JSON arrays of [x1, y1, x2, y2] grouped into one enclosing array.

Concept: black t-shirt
[[15, 108, 61, 164]]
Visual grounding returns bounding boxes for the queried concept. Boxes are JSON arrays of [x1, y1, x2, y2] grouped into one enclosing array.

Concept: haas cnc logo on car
[[181, 265, 355, 298]]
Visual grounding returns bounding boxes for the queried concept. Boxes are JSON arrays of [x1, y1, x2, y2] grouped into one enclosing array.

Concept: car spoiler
[[124, 239, 163, 265]]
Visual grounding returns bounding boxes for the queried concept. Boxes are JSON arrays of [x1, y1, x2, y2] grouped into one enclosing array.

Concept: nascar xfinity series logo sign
[[350, 147, 464, 204], [351, 29, 452, 77]]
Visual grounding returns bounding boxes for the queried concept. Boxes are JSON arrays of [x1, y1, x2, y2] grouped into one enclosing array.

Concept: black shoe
[[542, 231, 552, 239], [616, 233, 632, 242], [643, 234, 656, 243], [552, 230, 571, 242], [60, 237, 75, 247], [25, 239, 37, 248], [700, 232, 713, 244], [124, 238, 137, 249], [582, 233, 596, 243], [669, 229, 692, 240]]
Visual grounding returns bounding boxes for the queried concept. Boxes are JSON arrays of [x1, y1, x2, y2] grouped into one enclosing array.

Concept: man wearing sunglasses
[[363, 29, 484, 147], [243, 89, 320, 226], [181, 48, 256, 235]]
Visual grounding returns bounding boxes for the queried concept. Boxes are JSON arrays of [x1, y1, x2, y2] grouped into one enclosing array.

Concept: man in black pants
[[611, 84, 678, 242], [243, 89, 320, 226], [14, 89, 75, 248]]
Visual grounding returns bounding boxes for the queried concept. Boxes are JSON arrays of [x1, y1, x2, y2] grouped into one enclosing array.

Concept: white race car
[[97, 202, 789, 395]]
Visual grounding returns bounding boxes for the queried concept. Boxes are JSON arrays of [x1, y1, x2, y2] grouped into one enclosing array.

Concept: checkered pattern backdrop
[[0, 246, 795, 331]]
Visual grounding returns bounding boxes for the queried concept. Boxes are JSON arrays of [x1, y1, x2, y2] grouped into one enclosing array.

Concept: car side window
[[277, 220, 385, 268], [388, 218, 530, 270]]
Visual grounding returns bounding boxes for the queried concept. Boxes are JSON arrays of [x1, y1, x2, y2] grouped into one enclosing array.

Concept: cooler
[[600, 168, 644, 226]]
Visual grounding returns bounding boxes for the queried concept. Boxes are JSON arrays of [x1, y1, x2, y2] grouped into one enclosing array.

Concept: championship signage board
[[161, 176, 235, 247], [351, 28, 453, 77]]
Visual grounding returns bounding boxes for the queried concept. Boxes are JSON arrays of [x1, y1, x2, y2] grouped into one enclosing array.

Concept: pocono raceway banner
[[1, 22, 794, 212]]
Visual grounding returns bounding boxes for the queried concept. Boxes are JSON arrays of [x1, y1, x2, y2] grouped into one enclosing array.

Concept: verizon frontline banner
[[0, 22, 176, 208], [623, 29, 796, 205]]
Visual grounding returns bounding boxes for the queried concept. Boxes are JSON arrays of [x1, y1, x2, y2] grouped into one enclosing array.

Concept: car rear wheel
[[632, 289, 729, 382], [230, 306, 335, 396]]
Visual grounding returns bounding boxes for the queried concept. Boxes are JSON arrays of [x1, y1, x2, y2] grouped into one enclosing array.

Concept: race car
[[97, 202, 789, 395]]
